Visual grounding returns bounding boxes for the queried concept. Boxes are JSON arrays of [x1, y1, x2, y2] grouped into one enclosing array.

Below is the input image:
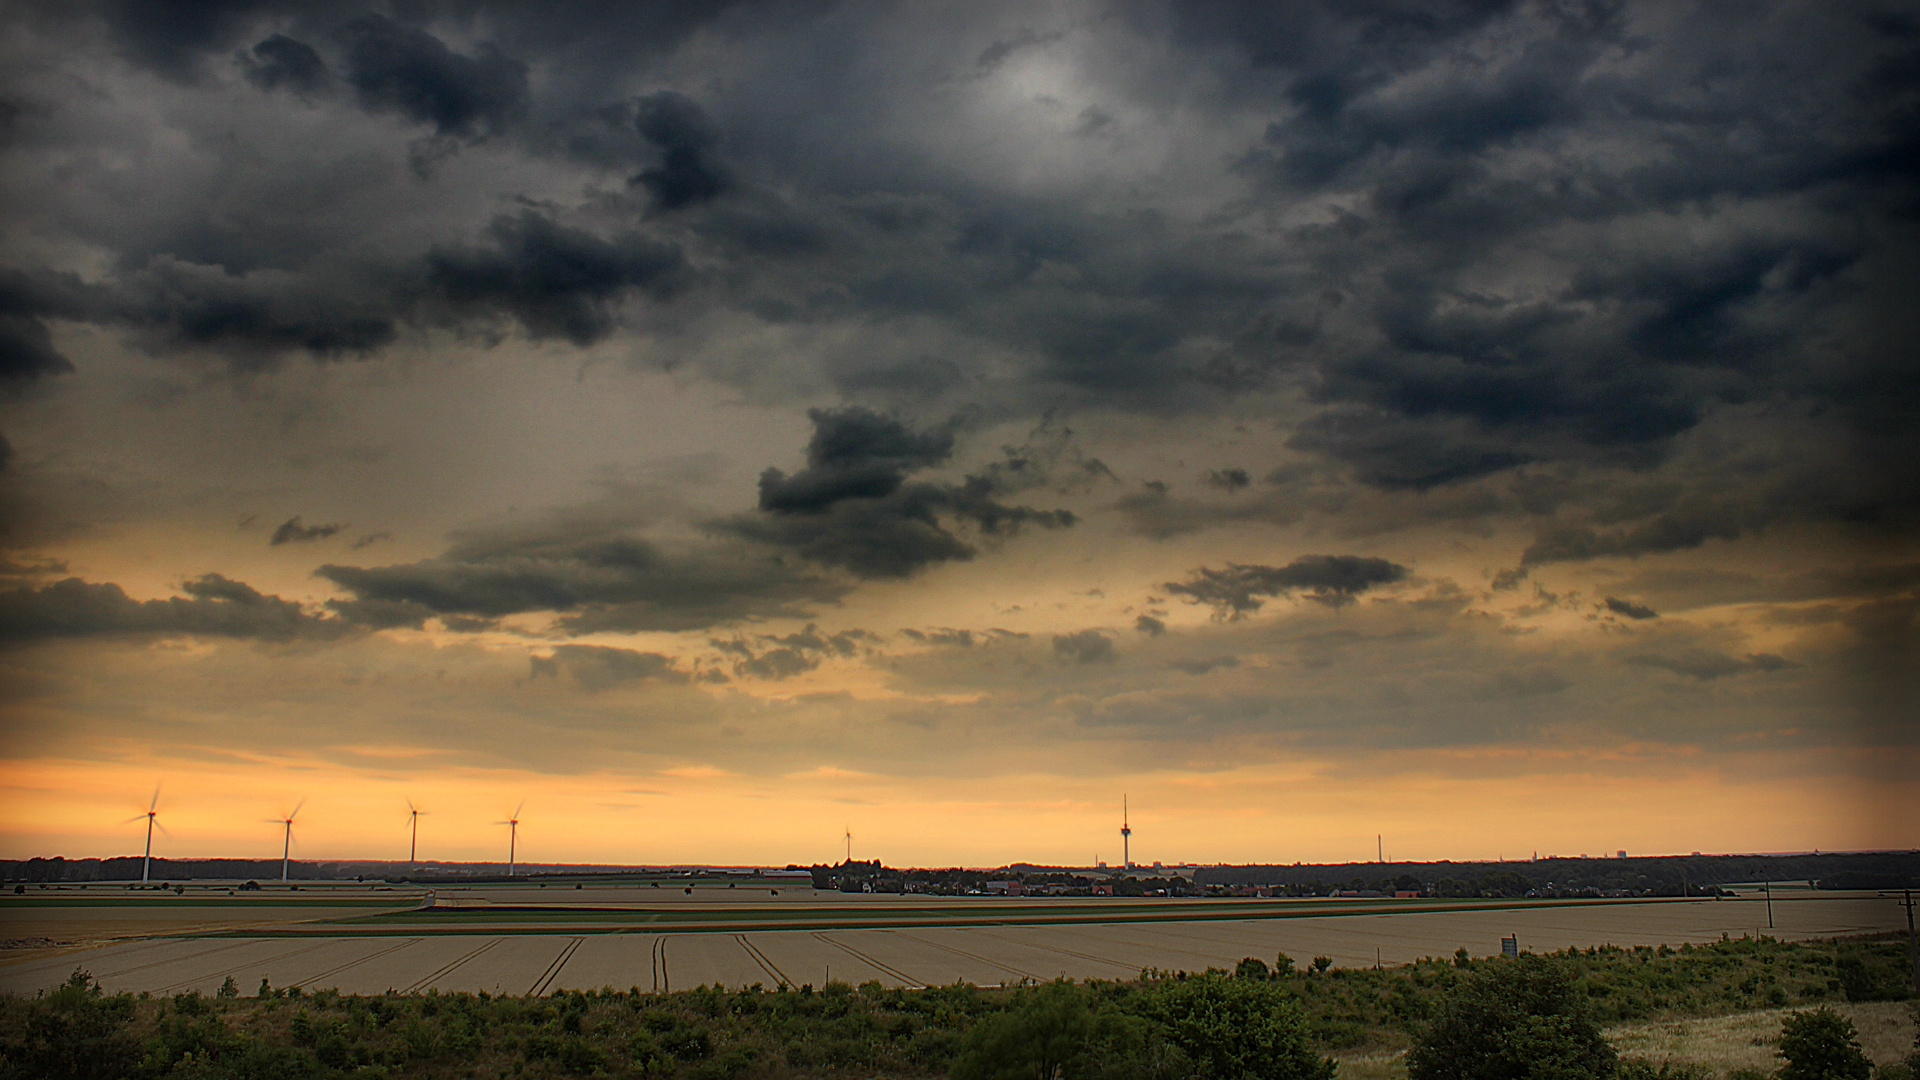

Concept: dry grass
[[1330, 1048, 1409, 1079], [1607, 1000, 1917, 1074], [1329, 1003, 1918, 1080]]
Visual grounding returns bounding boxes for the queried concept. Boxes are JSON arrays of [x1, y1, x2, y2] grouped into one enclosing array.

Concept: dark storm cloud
[[1202, 467, 1250, 492], [103, 258, 398, 362], [1166, 555, 1408, 617], [1134, 614, 1165, 636], [238, 33, 330, 95], [1286, 410, 1530, 491], [0, 272, 78, 385], [724, 408, 1074, 578], [314, 495, 848, 630], [530, 644, 688, 691], [0, 574, 349, 643], [0, 315, 73, 385], [424, 212, 684, 346], [1052, 629, 1116, 665], [338, 14, 527, 139], [1603, 597, 1658, 621], [756, 406, 955, 513], [630, 91, 730, 211], [1521, 514, 1747, 566], [2, 0, 1915, 558], [33, 207, 680, 367], [713, 623, 873, 681], [269, 515, 341, 545], [96, 0, 286, 82], [317, 513, 849, 634]]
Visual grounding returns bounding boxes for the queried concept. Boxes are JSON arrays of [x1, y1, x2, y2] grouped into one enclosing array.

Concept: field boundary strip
[[230, 895, 1732, 938]]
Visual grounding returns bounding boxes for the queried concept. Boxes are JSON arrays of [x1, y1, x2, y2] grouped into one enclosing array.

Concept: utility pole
[[1764, 881, 1774, 930], [1885, 889, 1919, 996]]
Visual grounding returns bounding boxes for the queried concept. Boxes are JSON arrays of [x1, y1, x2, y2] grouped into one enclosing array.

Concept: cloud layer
[[0, 0, 1912, 859]]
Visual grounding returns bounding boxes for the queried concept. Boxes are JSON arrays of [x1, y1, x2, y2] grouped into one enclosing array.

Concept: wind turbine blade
[[513, 799, 525, 818], [154, 820, 173, 839], [122, 813, 150, 825], [407, 798, 415, 813], [289, 798, 306, 821], [149, 786, 161, 812]]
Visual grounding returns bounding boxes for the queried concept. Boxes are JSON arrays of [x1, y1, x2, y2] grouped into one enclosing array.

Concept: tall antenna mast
[[1121, 795, 1132, 871]]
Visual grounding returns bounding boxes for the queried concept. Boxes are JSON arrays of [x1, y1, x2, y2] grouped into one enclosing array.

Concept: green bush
[[1617, 1062, 1713, 1080], [951, 980, 1184, 1080], [0, 970, 139, 1080], [1777, 1008, 1871, 1080], [1137, 973, 1335, 1080], [1406, 957, 1617, 1080]]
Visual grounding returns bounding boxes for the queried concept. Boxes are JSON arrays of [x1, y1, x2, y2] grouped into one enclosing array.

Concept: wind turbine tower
[[498, 802, 524, 876], [271, 801, 303, 882], [407, 800, 427, 867], [124, 789, 163, 883], [1121, 795, 1132, 871]]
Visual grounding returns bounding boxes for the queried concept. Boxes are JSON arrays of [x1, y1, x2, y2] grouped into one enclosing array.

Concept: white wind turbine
[[496, 801, 524, 877], [407, 800, 428, 867], [267, 800, 304, 882], [123, 788, 168, 883]]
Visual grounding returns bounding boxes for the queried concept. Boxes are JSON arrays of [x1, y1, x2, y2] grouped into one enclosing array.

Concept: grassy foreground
[[1, 933, 1912, 1079]]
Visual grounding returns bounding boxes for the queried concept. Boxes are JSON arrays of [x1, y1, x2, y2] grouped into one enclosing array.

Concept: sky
[[0, 0, 1914, 871]]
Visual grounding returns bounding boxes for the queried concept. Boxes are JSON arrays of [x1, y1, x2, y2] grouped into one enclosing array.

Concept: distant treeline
[[0, 857, 795, 884], [807, 863, 1197, 896], [1194, 851, 1920, 895], [8, 851, 1916, 893]]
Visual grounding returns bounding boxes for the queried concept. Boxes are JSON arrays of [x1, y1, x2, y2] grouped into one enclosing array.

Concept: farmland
[[1, 928, 1914, 1080], [0, 881, 1903, 998]]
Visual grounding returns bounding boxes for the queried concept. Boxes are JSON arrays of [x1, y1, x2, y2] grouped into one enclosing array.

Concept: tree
[[1406, 956, 1617, 1080], [950, 980, 1180, 1080], [1775, 1008, 1871, 1080], [0, 969, 140, 1080], [1137, 972, 1336, 1080]]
